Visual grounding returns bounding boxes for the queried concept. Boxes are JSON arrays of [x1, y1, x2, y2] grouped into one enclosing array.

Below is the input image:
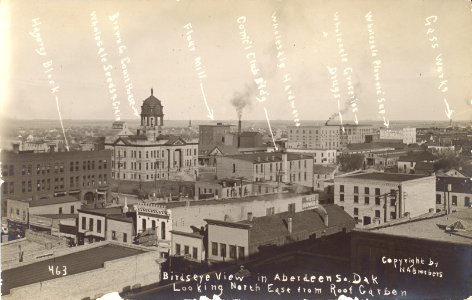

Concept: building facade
[[379, 127, 416, 144], [105, 90, 198, 182], [435, 176, 472, 212], [215, 152, 314, 187], [287, 124, 375, 150], [1, 149, 111, 211], [334, 172, 436, 226]]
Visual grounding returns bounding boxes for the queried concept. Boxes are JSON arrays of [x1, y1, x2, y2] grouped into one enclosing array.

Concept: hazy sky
[[1, 0, 472, 123]]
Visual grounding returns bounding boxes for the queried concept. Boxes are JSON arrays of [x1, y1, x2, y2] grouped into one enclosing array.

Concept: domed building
[[105, 89, 199, 184], [140, 88, 164, 133]]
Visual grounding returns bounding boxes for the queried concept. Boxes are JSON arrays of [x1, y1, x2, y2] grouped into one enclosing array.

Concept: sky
[[0, 0, 472, 124]]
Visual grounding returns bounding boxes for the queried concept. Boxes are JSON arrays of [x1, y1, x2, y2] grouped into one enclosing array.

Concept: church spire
[[151, 88, 153, 96]]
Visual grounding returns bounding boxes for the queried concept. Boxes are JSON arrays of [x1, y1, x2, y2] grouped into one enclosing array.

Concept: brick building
[[1, 149, 112, 215]]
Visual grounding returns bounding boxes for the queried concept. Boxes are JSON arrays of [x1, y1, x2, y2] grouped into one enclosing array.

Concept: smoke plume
[[230, 84, 255, 119]]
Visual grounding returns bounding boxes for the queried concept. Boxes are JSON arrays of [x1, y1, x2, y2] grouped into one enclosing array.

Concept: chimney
[[287, 217, 293, 234], [247, 212, 253, 221], [12, 143, 20, 153], [237, 119, 241, 147], [122, 197, 129, 213]]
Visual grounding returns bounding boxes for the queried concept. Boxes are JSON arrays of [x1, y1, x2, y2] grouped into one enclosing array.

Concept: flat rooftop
[[364, 209, 472, 245], [1, 243, 146, 295], [340, 172, 429, 182]]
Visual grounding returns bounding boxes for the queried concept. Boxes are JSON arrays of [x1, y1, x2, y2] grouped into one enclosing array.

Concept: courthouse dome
[[141, 88, 163, 116]]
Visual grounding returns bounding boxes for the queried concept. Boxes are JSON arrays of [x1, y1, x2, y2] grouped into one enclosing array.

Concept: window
[[364, 197, 370, 204], [232, 163, 236, 173], [112, 231, 117, 240], [152, 220, 156, 229], [82, 217, 86, 230], [192, 247, 198, 259], [176, 244, 181, 255], [354, 186, 359, 194], [436, 194, 441, 204], [97, 220, 102, 233], [89, 218, 94, 231], [340, 194, 344, 202], [354, 208, 358, 215], [266, 207, 275, 215], [375, 197, 381, 205], [59, 207, 63, 214], [375, 210, 381, 218], [123, 233, 127, 243], [230, 245, 236, 259], [340, 185, 344, 192], [184, 245, 189, 255], [142, 219, 146, 230], [375, 188, 380, 195], [465, 197, 471, 207], [238, 246, 245, 259], [452, 196, 457, 206], [288, 203, 296, 213], [354, 195, 359, 203], [220, 243, 227, 257], [212, 242, 218, 256], [390, 199, 396, 206], [364, 187, 369, 195], [390, 212, 396, 219]]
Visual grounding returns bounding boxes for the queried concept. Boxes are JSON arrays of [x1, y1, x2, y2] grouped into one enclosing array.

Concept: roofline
[[204, 219, 252, 229]]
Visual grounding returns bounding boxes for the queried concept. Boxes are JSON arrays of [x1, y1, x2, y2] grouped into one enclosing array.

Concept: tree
[[338, 153, 365, 171]]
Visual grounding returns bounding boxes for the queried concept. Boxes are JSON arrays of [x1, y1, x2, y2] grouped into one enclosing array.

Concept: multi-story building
[[435, 176, 472, 212], [205, 204, 354, 262], [133, 192, 318, 257], [198, 123, 232, 149], [6, 196, 82, 238], [215, 152, 314, 187], [287, 124, 375, 150], [77, 206, 134, 245], [379, 127, 416, 144], [286, 148, 337, 164], [105, 90, 199, 182], [334, 172, 436, 226], [1, 149, 112, 215]]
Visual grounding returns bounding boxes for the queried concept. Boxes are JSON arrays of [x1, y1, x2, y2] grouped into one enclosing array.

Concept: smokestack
[[287, 217, 293, 234], [247, 212, 253, 221], [238, 118, 241, 147]]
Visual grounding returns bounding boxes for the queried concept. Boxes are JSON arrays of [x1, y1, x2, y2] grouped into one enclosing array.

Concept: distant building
[[216, 152, 314, 188], [379, 127, 416, 144], [334, 172, 436, 226], [105, 89, 199, 182], [313, 165, 338, 191], [224, 131, 263, 148], [397, 151, 436, 174], [287, 124, 375, 150], [436, 176, 472, 212], [198, 144, 239, 167], [170, 230, 205, 262], [287, 148, 337, 165], [0, 149, 112, 213], [205, 204, 354, 262], [198, 123, 232, 150], [20, 140, 63, 153]]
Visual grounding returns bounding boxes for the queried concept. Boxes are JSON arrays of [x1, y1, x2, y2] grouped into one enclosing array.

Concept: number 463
[[48, 265, 67, 276]]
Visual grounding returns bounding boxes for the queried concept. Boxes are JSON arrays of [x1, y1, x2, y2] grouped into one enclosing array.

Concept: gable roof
[[209, 145, 239, 156]]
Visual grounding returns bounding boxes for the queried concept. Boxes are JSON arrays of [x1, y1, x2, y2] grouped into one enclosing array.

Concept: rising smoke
[[230, 84, 255, 119]]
